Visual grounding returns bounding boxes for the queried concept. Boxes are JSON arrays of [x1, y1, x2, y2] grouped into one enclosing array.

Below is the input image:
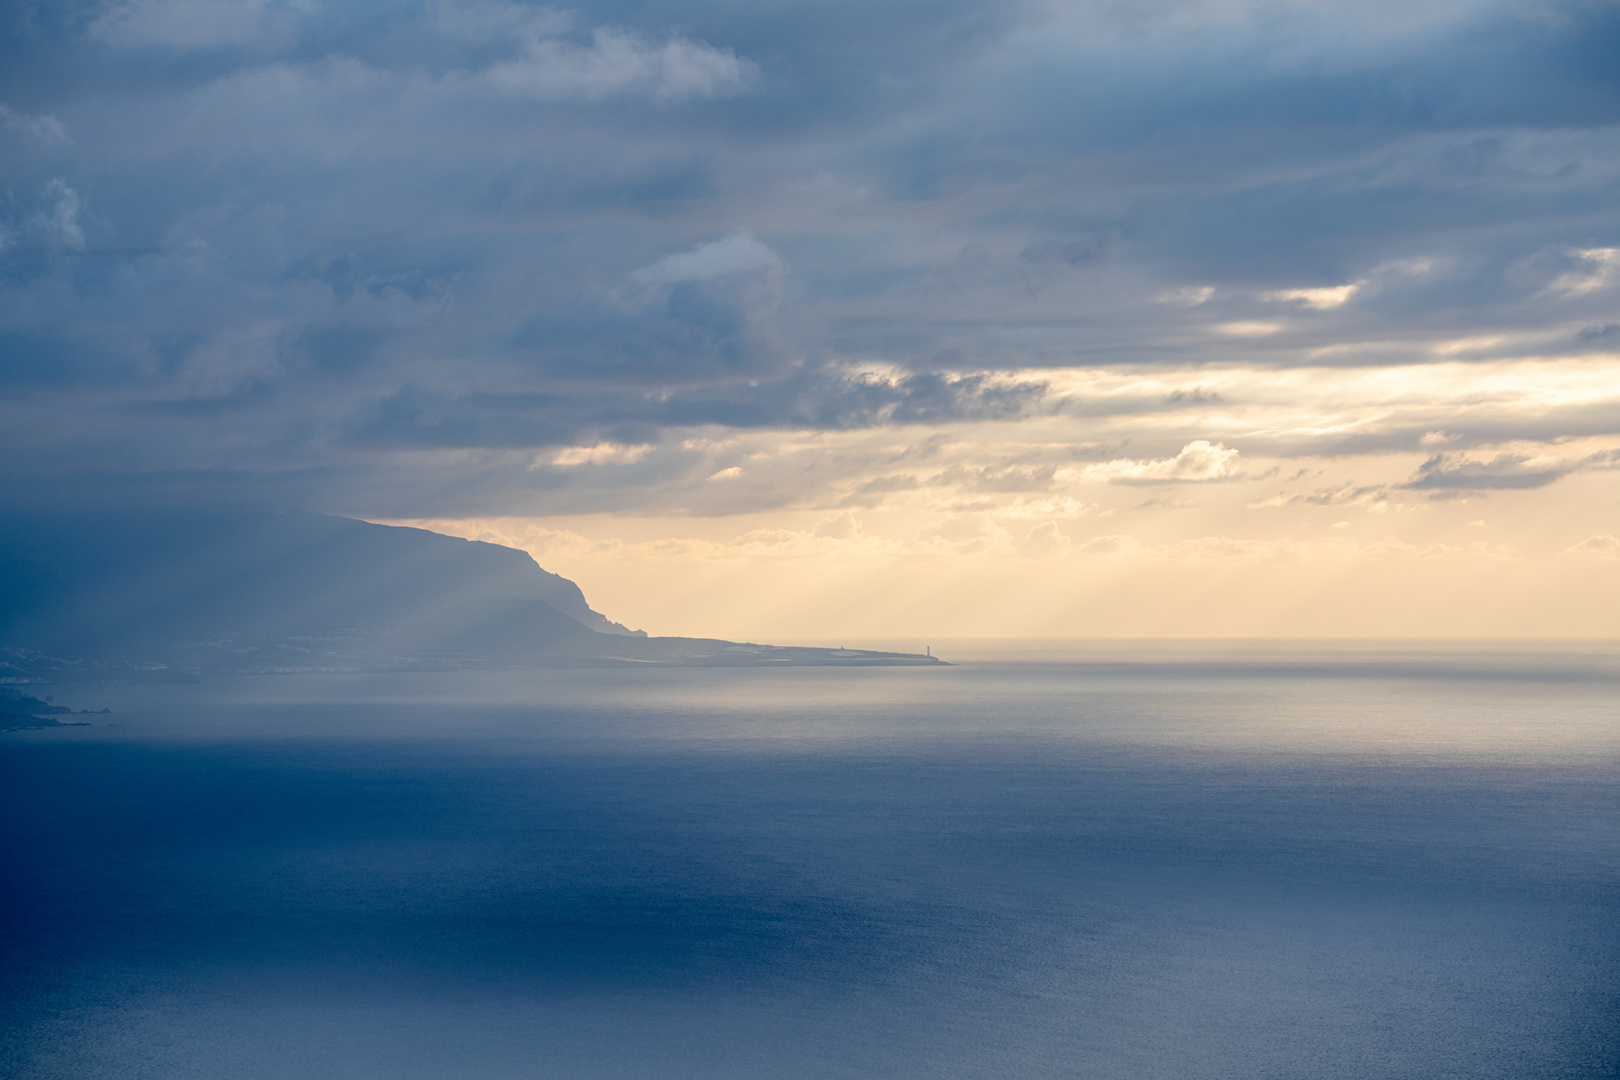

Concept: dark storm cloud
[[2, 0, 1618, 513]]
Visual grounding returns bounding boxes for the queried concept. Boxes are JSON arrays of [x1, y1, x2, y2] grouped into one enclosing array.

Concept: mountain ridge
[[0, 511, 942, 678]]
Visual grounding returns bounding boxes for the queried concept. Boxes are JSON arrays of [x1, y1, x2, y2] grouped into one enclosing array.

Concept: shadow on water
[[2, 649, 1618, 1079]]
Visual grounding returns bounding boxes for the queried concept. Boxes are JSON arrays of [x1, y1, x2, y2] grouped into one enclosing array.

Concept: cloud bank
[[1, 0, 1617, 561]]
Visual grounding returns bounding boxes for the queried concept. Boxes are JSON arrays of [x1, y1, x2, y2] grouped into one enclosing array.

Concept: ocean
[[3, 642, 1617, 1078]]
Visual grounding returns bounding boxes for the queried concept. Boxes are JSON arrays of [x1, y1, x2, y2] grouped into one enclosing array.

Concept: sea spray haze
[[3, 645, 1617, 1079]]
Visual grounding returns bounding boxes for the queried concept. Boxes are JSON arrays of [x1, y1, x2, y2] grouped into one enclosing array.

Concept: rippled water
[[3, 644, 1618, 1078]]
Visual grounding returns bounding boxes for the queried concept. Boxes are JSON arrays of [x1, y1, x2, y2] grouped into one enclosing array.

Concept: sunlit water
[[4, 643, 1618, 1078]]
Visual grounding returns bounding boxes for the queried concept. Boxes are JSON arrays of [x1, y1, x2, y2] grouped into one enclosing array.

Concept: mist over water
[[4, 645, 1618, 1078]]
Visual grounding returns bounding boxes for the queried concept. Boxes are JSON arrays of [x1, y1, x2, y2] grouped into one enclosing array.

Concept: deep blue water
[[4, 645, 1619, 1078]]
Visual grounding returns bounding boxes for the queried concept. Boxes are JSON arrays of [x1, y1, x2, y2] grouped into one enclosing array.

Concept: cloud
[[1157, 285, 1215, 306], [32, 180, 86, 251], [1263, 283, 1361, 309], [338, 367, 1050, 461], [1540, 248, 1620, 298], [88, 2, 758, 107], [915, 514, 1012, 554], [539, 443, 653, 467], [999, 496, 1099, 519], [431, 2, 572, 44], [1165, 440, 1620, 514], [837, 474, 923, 508], [508, 232, 789, 385], [0, 105, 71, 146], [1020, 232, 1116, 268], [1163, 387, 1222, 406], [1019, 521, 1070, 554], [631, 230, 782, 285], [1403, 452, 1571, 491], [811, 510, 862, 539], [1400, 448, 1620, 493], [1051, 532, 1523, 564], [1081, 441, 1241, 485], [931, 462, 1057, 493], [1564, 534, 1620, 556], [1249, 482, 1394, 511], [486, 28, 760, 103], [6, 0, 1620, 524], [1078, 535, 1145, 556], [88, 0, 281, 50]]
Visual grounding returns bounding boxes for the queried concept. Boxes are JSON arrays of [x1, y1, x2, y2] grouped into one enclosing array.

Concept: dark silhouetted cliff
[[0, 511, 941, 677]]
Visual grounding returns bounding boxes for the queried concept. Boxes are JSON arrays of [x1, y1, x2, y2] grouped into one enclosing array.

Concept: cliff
[[0, 511, 941, 677]]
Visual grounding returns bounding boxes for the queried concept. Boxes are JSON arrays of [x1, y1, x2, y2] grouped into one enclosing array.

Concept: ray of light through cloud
[[3, 0, 1620, 635]]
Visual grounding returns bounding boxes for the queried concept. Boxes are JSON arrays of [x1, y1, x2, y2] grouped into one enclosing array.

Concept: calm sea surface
[[4, 643, 1618, 1078]]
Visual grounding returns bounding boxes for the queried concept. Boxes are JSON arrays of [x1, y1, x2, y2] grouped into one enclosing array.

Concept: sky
[[3, 0, 1620, 638]]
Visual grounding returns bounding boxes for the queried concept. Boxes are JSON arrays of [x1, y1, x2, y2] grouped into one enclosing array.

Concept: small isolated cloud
[[1162, 387, 1222, 406], [707, 466, 744, 480], [1564, 534, 1620, 556], [632, 230, 782, 284], [1214, 321, 1282, 336], [1082, 441, 1240, 485], [538, 442, 653, 467], [487, 27, 759, 104], [1263, 282, 1361, 309], [0, 104, 70, 145], [1157, 285, 1214, 306], [1541, 248, 1620, 298]]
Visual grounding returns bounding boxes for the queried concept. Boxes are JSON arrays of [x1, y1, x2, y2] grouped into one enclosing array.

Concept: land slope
[[0, 511, 940, 679], [0, 687, 100, 730]]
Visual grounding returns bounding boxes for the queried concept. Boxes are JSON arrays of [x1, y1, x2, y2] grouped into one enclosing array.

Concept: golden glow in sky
[[387, 350, 1620, 639], [9, 1, 1620, 646]]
